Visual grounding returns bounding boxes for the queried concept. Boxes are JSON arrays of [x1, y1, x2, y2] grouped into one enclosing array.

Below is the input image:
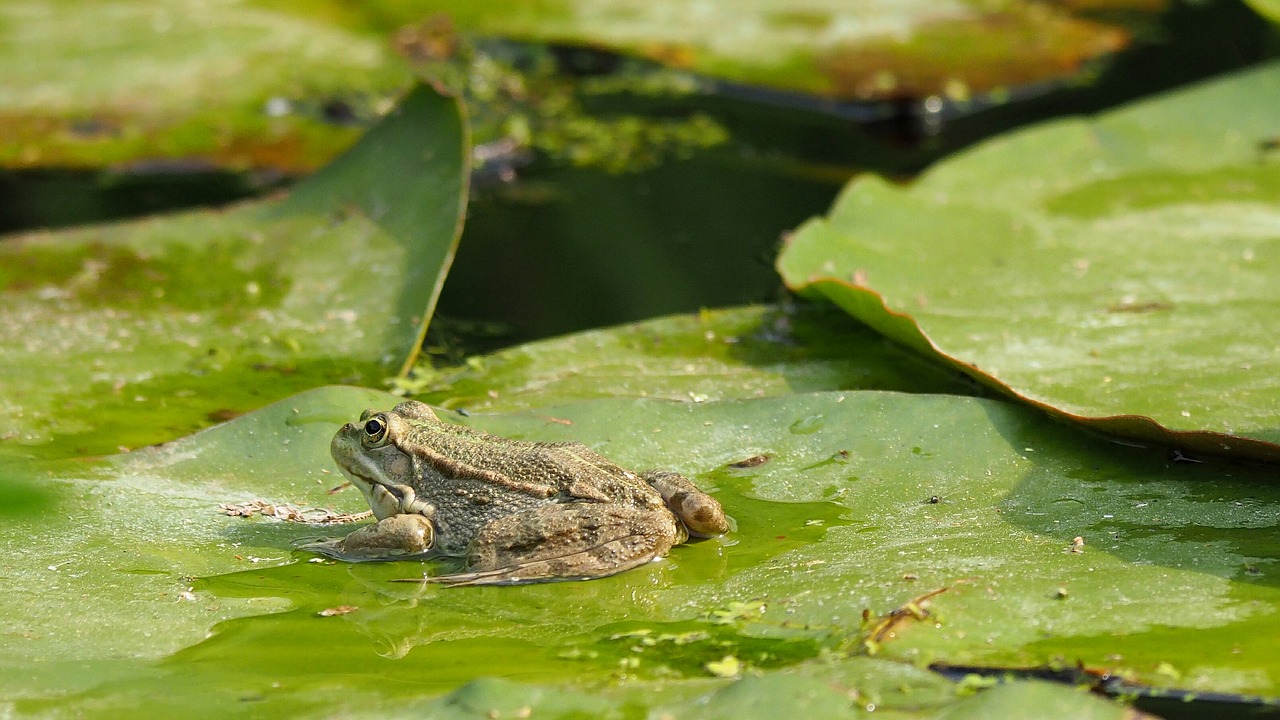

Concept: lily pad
[[0, 0, 412, 171], [778, 60, 1280, 460], [433, 0, 1139, 101], [0, 83, 468, 461], [7, 383, 1280, 713], [1246, 0, 1280, 23], [402, 304, 979, 412], [400, 666, 1129, 720]]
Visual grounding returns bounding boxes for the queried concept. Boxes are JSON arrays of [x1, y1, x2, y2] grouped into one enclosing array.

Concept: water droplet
[[789, 414, 824, 435]]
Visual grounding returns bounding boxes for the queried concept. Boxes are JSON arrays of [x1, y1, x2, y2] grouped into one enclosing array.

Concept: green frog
[[311, 400, 729, 586]]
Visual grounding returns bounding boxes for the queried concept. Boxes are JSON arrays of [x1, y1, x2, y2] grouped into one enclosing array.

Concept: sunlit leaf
[[6, 383, 1280, 713], [1244, 0, 1280, 23], [403, 304, 979, 412], [778, 60, 1280, 459]]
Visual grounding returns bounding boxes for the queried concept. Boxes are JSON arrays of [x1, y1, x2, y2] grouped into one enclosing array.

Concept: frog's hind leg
[[426, 504, 681, 587]]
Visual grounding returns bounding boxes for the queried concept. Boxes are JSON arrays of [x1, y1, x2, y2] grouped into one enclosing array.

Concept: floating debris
[[218, 500, 371, 525]]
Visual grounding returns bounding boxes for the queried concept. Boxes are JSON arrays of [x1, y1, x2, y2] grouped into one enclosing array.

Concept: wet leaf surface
[[778, 60, 1280, 459], [5, 384, 1280, 714], [404, 304, 981, 413]]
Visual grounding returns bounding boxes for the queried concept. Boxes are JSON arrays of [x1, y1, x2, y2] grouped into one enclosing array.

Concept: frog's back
[[408, 422, 653, 501], [402, 423, 664, 554]]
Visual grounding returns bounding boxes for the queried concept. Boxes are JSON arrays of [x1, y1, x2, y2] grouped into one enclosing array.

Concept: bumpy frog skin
[[311, 400, 729, 586]]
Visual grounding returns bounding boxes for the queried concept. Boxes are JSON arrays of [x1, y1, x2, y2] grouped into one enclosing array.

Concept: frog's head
[[331, 400, 440, 520]]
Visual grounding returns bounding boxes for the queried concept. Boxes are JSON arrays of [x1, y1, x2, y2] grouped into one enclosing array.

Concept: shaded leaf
[[0, 84, 468, 461], [778, 60, 1280, 459]]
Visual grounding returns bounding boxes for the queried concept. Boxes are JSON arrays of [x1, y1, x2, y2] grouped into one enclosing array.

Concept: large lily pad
[[6, 383, 1280, 714], [0, 83, 468, 462], [778, 60, 1280, 459]]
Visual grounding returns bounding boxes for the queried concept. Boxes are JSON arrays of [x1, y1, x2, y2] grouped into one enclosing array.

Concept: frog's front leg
[[303, 513, 435, 561], [642, 470, 730, 537], [424, 504, 682, 586]]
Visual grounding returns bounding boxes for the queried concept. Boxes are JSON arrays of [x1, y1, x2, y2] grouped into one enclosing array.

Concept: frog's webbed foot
[[404, 504, 681, 586], [642, 470, 730, 537]]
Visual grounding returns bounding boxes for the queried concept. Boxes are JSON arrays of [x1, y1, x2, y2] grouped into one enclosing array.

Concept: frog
[[310, 400, 730, 586]]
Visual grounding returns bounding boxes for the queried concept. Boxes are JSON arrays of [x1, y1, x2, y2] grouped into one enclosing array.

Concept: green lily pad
[[1245, 0, 1280, 23], [7, 384, 1280, 713], [778, 60, 1280, 460], [0, 0, 412, 171], [401, 666, 1128, 720], [932, 681, 1130, 720], [0, 83, 468, 461], [433, 0, 1138, 101], [403, 304, 979, 412]]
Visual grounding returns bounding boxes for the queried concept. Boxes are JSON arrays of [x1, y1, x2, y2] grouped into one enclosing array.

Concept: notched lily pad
[[778, 60, 1280, 460], [0, 83, 468, 461]]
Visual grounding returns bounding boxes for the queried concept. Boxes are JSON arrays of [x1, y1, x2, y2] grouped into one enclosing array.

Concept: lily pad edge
[[784, 273, 1280, 463]]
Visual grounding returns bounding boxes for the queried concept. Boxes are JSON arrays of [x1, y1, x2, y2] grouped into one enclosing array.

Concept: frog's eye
[[362, 417, 389, 446]]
